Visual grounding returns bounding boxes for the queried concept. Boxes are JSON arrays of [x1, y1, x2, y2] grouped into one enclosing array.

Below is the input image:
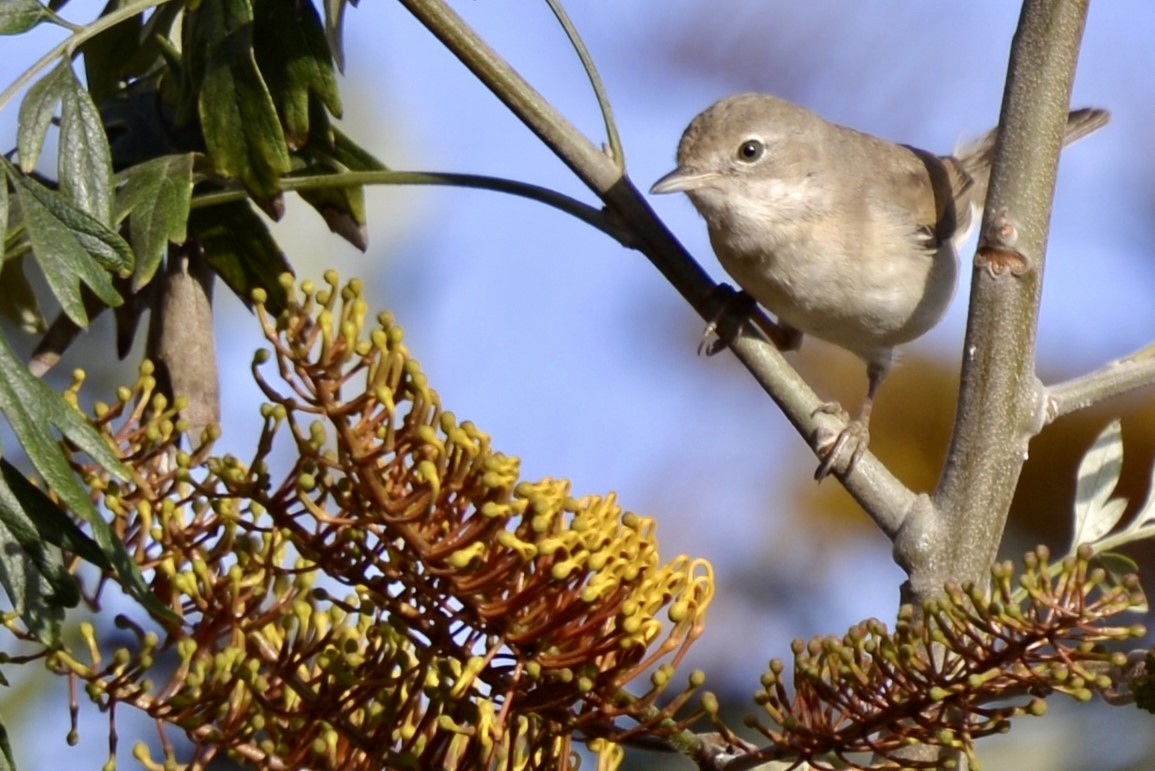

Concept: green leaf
[[58, 64, 114, 224], [16, 60, 69, 173], [0, 334, 174, 623], [0, 257, 46, 333], [5, 161, 132, 273], [0, 459, 112, 570], [0, 175, 7, 251], [0, 464, 83, 609], [114, 153, 194, 288], [325, 124, 385, 173], [185, 0, 291, 205], [0, 718, 13, 771], [1072, 420, 1127, 549], [0, 518, 64, 646], [190, 201, 290, 314], [4, 161, 123, 325], [0, 0, 51, 34], [102, 77, 202, 170], [292, 127, 383, 251], [81, 0, 145, 103], [253, 0, 343, 149], [0, 332, 127, 495], [0, 461, 75, 646]]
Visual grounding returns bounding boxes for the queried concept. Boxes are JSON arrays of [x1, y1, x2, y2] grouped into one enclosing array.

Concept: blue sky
[[2, 2, 1153, 768]]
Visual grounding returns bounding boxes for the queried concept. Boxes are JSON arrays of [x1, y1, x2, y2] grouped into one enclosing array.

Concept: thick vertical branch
[[917, 0, 1092, 597]]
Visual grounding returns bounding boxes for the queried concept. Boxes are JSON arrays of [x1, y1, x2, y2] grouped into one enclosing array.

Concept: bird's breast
[[706, 210, 958, 357]]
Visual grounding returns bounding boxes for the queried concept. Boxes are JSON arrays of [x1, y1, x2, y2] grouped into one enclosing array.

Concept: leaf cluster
[[0, 0, 371, 660]]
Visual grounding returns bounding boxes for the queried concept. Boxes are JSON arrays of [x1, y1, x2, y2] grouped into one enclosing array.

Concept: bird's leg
[[812, 358, 886, 480], [698, 285, 802, 356]]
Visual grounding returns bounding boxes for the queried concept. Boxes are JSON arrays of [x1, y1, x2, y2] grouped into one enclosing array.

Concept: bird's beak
[[649, 166, 717, 195]]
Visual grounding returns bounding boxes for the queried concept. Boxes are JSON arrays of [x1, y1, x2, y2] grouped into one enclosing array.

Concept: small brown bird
[[651, 93, 1108, 478]]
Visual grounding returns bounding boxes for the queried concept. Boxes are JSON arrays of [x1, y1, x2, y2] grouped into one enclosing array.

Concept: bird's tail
[[957, 107, 1109, 203]]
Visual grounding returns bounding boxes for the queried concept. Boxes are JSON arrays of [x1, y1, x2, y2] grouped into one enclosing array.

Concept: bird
[[650, 93, 1108, 479]]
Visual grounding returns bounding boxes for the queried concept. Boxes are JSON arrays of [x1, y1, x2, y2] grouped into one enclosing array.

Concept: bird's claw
[[697, 286, 757, 357], [697, 319, 725, 357], [812, 402, 870, 481]]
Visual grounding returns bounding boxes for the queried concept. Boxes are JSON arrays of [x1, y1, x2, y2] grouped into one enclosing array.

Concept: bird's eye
[[737, 138, 764, 162]]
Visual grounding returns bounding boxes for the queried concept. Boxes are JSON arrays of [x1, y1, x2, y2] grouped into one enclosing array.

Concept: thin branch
[[397, 0, 918, 539], [191, 169, 630, 244], [1043, 343, 1155, 424], [543, 0, 624, 169]]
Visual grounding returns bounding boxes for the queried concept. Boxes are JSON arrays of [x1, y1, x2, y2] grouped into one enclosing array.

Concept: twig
[[191, 169, 629, 244], [1043, 343, 1155, 424], [543, 0, 624, 168]]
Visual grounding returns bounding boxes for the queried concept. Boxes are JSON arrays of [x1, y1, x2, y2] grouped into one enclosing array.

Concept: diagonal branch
[[396, 0, 917, 538]]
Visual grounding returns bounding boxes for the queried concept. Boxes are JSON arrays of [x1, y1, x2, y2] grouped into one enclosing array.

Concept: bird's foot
[[697, 286, 800, 356], [697, 286, 756, 356], [811, 402, 870, 481]]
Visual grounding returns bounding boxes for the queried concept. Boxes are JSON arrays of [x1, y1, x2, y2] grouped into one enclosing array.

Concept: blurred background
[[2, 1, 1154, 768]]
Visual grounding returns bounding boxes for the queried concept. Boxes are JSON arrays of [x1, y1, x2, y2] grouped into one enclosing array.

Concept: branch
[[191, 169, 630, 244], [396, 0, 917, 538], [1043, 342, 1155, 423], [925, 0, 1093, 596]]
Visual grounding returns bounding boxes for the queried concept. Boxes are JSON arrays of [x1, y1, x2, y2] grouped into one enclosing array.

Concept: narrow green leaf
[[102, 77, 200, 170], [0, 466, 81, 609], [0, 175, 7, 250], [81, 0, 145, 103], [0, 463, 73, 646], [294, 170, 366, 250], [5, 164, 121, 325], [253, 0, 343, 148], [5, 161, 132, 272], [0, 257, 47, 333], [0, 0, 51, 34], [16, 60, 69, 173], [0, 717, 13, 771], [114, 153, 194, 288], [58, 64, 115, 224], [327, 124, 386, 173], [292, 127, 383, 251], [186, 0, 291, 204], [0, 334, 175, 622], [190, 201, 291, 314], [0, 332, 127, 488], [0, 519, 64, 646], [0, 459, 111, 570]]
